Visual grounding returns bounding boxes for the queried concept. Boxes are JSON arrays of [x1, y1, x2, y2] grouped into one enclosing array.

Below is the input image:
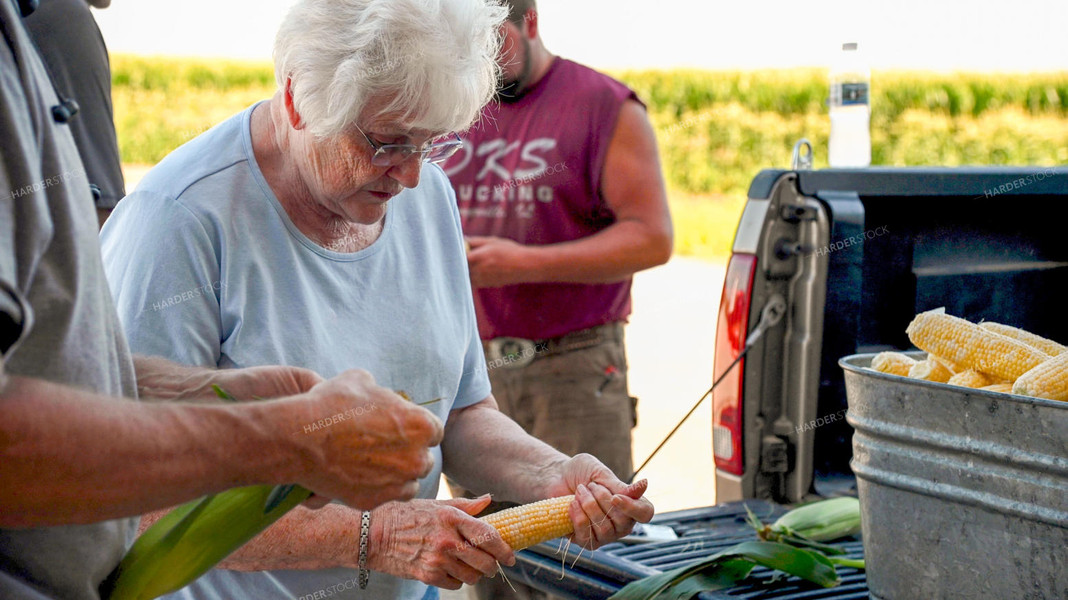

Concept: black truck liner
[[503, 500, 866, 599]]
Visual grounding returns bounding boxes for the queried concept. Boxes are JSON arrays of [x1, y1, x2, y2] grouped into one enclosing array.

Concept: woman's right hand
[[367, 496, 516, 590]]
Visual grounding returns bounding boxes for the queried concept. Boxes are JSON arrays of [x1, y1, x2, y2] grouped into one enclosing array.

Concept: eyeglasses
[[355, 125, 463, 167]]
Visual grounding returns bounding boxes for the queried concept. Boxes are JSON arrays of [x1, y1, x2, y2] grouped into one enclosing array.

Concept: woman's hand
[[207, 365, 324, 401], [132, 356, 323, 403], [367, 496, 515, 590], [544, 454, 655, 550]]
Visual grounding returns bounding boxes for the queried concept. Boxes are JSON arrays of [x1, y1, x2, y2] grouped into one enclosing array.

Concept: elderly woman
[[100, 0, 652, 599]]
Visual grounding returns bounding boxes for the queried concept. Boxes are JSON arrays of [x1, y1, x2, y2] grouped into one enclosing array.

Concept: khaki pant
[[448, 324, 636, 600]]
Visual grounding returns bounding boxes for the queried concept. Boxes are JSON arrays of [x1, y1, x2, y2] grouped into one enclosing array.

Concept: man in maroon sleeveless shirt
[[443, 2, 671, 597]]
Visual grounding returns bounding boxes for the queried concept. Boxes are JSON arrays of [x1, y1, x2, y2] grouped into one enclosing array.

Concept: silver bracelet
[[358, 510, 371, 589]]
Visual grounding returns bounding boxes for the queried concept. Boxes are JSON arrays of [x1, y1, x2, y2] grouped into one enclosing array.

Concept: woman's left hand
[[544, 454, 655, 550], [367, 496, 515, 590], [206, 365, 324, 401]]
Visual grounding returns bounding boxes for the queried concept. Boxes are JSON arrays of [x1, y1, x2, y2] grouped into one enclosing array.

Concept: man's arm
[[0, 370, 442, 528], [465, 99, 673, 287], [0, 375, 295, 527]]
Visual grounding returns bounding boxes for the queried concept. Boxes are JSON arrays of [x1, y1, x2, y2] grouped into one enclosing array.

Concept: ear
[[523, 7, 539, 39], [283, 77, 305, 130]]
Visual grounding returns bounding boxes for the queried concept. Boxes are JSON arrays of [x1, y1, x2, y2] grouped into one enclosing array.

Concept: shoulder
[[552, 59, 640, 106], [131, 109, 253, 211]]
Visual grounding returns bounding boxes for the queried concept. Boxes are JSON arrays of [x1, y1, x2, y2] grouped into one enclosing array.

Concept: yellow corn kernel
[[908, 358, 953, 383], [906, 311, 1050, 382], [980, 383, 1014, 394], [979, 322, 1066, 357], [946, 369, 997, 389], [929, 354, 962, 374], [1012, 353, 1068, 402], [480, 495, 574, 551], [870, 351, 917, 377]]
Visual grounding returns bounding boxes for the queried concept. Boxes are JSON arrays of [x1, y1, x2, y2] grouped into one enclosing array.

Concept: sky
[[93, 0, 1068, 72]]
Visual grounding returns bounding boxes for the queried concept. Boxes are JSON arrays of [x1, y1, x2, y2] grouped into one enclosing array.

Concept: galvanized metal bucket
[[841, 353, 1068, 600]]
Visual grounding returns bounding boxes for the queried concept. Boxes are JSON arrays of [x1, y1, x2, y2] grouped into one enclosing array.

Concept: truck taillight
[[712, 253, 757, 476]]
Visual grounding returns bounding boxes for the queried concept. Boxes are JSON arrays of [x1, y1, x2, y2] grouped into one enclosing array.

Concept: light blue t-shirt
[[100, 105, 491, 600]]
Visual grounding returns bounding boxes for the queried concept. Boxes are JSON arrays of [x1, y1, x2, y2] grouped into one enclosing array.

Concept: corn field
[[112, 56, 1068, 258]]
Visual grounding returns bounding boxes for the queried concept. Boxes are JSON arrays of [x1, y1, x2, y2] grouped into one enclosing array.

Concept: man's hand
[[285, 369, 444, 510], [544, 454, 654, 550], [367, 496, 515, 590], [465, 235, 533, 288]]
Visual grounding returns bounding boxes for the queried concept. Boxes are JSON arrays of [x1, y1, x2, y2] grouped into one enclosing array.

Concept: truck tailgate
[[500, 500, 867, 599]]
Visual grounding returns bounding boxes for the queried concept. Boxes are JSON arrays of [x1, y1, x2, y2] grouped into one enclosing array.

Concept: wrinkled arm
[[132, 355, 323, 403], [441, 397, 654, 550], [0, 375, 295, 528], [441, 396, 569, 504]]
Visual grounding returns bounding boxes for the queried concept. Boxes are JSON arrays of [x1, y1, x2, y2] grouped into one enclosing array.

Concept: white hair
[[274, 0, 506, 138]]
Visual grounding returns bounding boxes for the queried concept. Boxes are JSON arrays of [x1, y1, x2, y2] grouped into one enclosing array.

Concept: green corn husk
[[610, 498, 865, 599], [102, 386, 441, 599], [101, 385, 315, 600], [748, 497, 862, 553], [608, 541, 840, 600], [101, 485, 313, 600]]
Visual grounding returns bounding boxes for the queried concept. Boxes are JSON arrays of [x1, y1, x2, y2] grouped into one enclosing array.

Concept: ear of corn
[[1012, 353, 1068, 402], [479, 495, 575, 551], [981, 383, 1015, 394], [870, 351, 916, 376], [928, 354, 961, 374], [102, 485, 313, 599], [906, 310, 1050, 381], [946, 369, 997, 389], [978, 322, 1066, 356], [767, 497, 862, 543], [907, 358, 953, 383]]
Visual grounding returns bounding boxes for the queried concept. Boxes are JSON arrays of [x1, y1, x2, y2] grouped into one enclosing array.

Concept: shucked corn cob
[[870, 351, 917, 376], [907, 358, 954, 383], [979, 322, 1067, 357], [1012, 352, 1068, 402], [906, 310, 1050, 381], [946, 369, 998, 389], [480, 495, 575, 550], [981, 383, 1015, 394], [929, 354, 962, 374]]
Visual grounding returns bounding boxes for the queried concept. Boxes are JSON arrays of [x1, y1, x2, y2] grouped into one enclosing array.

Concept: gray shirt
[[24, 0, 126, 209], [0, 1, 138, 598]]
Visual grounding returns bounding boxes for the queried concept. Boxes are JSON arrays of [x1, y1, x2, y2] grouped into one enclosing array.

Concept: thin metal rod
[[629, 348, 748, 483]]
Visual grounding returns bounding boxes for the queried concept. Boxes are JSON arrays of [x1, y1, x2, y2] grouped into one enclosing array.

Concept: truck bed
[[502, 500, 866, 599]]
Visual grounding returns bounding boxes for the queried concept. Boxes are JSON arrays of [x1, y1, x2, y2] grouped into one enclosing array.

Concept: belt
[[484, 322, 622, 369]]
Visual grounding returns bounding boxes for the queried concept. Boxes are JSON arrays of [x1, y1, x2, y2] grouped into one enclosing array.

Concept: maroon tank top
[[444, 58, 641, 340]]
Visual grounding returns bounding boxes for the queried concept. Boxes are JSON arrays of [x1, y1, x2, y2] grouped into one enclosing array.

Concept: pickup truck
[[501, 166, 1068, 599]]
